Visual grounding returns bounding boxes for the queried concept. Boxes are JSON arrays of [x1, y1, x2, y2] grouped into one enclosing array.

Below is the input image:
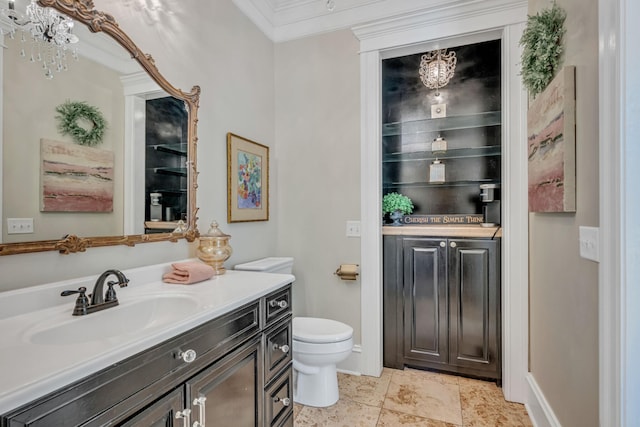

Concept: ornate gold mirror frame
[[0, 0, 200, 256]]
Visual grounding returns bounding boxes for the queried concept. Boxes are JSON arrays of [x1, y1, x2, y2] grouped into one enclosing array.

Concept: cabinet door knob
[[450, 242, 457, 248], [273, 343, 290, 354], [175, 408, 191, 427], [273, 396, 291, 407], [177, 349, 197, 363], [193, 396, 207, 427], [440, 241, 446, 247], [270, 299, 288, 309]]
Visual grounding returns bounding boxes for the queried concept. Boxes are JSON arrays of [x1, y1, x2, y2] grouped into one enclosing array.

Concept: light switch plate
[[346, 221, 361, 237], [579, 226, 600, 262], [7, 218, 34, 234]]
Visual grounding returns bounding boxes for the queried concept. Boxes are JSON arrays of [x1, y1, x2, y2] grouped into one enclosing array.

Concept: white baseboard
[[526, 373, 562, 427], [337, 344, 362, 376]]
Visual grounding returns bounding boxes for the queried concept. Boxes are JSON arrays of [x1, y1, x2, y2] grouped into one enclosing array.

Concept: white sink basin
[[26, 293, 200, 346]]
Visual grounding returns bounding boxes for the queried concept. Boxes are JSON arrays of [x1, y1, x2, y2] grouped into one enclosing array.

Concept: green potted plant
[[382, 192, 414, 226]]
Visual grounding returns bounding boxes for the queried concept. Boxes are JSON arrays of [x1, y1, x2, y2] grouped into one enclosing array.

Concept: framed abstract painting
[[227, 133, 269, 222], [527, 66, 576, 212]]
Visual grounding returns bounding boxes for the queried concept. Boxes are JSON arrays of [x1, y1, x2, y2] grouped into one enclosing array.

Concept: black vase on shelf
[[389, 210, 404, 226]]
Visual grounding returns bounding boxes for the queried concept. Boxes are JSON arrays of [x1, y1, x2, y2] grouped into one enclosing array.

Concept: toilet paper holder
[[334, 264, 359, 280]]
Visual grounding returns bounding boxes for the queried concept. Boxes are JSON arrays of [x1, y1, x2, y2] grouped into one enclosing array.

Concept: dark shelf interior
[[381, 38, 502, 217]]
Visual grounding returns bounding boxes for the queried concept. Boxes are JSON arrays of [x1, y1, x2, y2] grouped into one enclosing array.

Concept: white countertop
[[0, 261, 294, 414]]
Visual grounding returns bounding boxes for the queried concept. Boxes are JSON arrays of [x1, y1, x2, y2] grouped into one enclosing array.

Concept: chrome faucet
[[61, 269, 129, 316]]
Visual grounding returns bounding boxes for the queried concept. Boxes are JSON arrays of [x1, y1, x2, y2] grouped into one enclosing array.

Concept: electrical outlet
[[579, 226, 600, 262], [7, 218, 34, 234], [346, 220, 361, 237]]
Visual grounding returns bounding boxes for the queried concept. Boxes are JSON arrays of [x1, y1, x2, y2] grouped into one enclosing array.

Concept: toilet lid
[[293, 317, 353, 343]]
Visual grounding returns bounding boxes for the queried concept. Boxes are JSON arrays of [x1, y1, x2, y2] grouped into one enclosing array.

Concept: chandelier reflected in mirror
[[1, 0, 79, 79], [419, 49, 457, 96]]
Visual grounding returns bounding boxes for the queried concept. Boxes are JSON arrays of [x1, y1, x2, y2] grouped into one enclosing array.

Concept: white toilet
[[234, 257, 354, 408]]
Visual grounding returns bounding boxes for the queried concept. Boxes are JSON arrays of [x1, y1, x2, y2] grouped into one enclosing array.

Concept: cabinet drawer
[[264, 285, 291, 327], [264, 316, 293, 385], [264, 365, 293, 427], [3, 301, 260, 427]]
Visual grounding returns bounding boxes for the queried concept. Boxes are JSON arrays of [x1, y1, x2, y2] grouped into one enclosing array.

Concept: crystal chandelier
[[419, 49, 457, 96], [1, 0, 79, 79]]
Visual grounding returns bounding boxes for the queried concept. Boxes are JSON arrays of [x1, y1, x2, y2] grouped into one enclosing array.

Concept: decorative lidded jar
[[196, 221, 232, 275]]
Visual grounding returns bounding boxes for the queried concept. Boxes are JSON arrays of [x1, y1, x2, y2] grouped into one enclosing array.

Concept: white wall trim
[[338, 344, 363, 375], [599, 0, 640, 425], [359, 48, 383, 378], [121, 72, 163, 235], [526, 373, 562, 427], [500, 20, 529, 404], [352, 0, 527, 52], [354, 1, 528, 404]]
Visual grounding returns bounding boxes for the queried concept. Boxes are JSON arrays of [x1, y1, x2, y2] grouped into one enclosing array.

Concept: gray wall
[[528, 0, 600, 425], [0, 0, 277, 291], [274, 30, 362, 343]]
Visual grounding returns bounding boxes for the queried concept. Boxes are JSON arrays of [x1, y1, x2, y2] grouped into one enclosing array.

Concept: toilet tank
[[234, 257, 294, 274]]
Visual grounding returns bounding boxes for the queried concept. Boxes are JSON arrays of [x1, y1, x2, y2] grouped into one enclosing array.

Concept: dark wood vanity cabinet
[[384, 236, 501, 381], [1, 284, 293, 427]]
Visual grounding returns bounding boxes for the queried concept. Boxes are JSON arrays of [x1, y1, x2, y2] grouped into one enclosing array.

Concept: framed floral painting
[[227, 133, 269, 222]]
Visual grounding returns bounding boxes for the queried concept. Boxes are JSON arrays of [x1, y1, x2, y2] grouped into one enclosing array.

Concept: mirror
[[0, 0, 200, 255]]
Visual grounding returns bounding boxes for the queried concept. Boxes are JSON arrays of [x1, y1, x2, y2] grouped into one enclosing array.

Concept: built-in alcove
[[381, 39, 502, 217], [144, 96, 188, 234]]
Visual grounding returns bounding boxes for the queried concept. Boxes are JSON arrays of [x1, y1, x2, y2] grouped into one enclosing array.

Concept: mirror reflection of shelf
[[383, 145, 501, 162], [150, 188, 187, 194], [383, 179, 499, 189], [144, 221, 181, 230], [151, 167, 187, 177], [148, 143, 188, 156], [382, 111, 501, 137]]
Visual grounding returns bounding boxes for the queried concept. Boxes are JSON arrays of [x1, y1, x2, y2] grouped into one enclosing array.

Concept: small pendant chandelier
[[419, 49, 457, 96], [1, 0, 79, 79]]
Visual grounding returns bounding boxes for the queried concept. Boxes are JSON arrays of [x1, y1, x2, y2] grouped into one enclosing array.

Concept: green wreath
[[55, 100, 107, 146], [519, 2, 567, 96]]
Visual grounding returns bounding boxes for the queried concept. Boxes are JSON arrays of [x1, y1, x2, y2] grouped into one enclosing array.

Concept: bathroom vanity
[[0, 263, 294, 427]]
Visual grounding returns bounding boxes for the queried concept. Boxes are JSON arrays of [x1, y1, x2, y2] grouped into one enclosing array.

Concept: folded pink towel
[[162, 261, 215, 284]]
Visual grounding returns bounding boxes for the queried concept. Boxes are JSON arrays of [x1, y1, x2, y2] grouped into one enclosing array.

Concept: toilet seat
[[293, 317, 353, 343]]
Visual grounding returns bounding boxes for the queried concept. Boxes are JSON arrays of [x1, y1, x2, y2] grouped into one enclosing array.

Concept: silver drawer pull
[[273, 343, 290, 353], [193, 396, 207, 427], [450, 241, 457, 248], [175, 408, 191, 427], [440, 241, 446, 247], [269, 299, 288, 309], [177, 349, 197, 363], [273, 396, 291, 407]]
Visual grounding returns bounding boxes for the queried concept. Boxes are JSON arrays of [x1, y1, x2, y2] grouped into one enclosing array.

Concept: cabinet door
[[402, 238, 448, 366], [186, 337, 263, 427], [448, 239, 501, 378], [119, 388, 184, 427]]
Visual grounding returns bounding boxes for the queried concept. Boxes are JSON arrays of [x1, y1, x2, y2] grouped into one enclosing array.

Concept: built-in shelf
[[383, 179, 499, 189], [151, 167, 187, 177], [382, 111, 501, 137], [148, 143, 188, 156], [383, 145, 501, 163], [150, 188, 187, 195]]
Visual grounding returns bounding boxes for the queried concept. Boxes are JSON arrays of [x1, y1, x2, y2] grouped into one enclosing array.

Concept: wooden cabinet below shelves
[[383, 236, 501, 381]]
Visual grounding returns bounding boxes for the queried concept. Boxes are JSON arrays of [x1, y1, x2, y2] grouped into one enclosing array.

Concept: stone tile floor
[[293, 368, 532, 426]]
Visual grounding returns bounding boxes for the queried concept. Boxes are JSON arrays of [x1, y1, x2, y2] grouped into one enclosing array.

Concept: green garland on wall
[[55, 100, 107, 146], [519, 2, 567, 96]]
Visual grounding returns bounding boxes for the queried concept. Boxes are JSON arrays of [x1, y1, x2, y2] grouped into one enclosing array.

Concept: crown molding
[[352, 0, 527, 51], [234, 0, 522, 43]]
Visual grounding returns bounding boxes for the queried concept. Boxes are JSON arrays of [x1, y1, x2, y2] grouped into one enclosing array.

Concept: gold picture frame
[[227, 133, 269, 222]]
